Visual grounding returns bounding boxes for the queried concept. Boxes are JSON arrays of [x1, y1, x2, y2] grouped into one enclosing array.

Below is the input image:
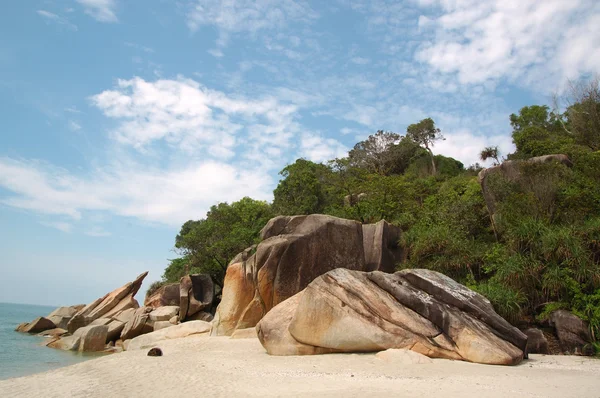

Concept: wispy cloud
[[68, 120, 82, 131], [64, 106, 82, 114], [36, 10, 78, 31], [40, 221, 72, 233], [124, 42, 155, 53], [186, 0, 318, 48], [90, 76, 303, 160], [415, 0, 600, 90], [76, 0, 118, 23]]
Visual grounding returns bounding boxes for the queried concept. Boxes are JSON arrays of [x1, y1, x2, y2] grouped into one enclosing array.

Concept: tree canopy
[[153, 80, 600, 346]]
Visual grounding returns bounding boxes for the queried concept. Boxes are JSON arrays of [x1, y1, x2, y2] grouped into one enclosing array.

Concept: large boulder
[[212, 215, 403, 336], [257, 268, 527, 365], [15, 317, 56, 334], [125, 321, 211, 351], [48, 324, 108, 352], [179, 274, 214, 321], [67, 272, 146, 333], [149, 306, 179, 322], [46, 305, 83, 330], [78, 325, 108, 352], [144, 283, 180, 308], [524, 328, 549, 354], [549, 310, 592, 355], [120, 307, 154, 341]]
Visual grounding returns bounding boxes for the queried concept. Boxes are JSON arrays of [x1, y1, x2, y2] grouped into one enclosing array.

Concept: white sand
[[2, 335, 599, 397]]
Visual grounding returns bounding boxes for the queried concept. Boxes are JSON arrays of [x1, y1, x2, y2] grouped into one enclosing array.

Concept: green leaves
[[173, 197, 273, 287]]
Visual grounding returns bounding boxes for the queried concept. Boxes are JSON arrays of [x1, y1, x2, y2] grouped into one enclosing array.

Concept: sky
[[1, 0, 599, 306]]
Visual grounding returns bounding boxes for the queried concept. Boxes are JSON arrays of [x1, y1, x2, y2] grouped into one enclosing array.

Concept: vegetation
[[152, 78, 600, 343]]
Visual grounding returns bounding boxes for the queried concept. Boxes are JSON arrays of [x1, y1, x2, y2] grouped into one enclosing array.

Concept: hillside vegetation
[[151, 78, 600, 343]]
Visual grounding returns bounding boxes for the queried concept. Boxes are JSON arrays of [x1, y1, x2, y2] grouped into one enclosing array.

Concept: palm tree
[[480, 146, 501, 165]]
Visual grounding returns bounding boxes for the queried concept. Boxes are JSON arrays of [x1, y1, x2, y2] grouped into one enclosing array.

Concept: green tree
[[480, 146, 501, 165], [174, 197, 273, 287], [406, 118, 444, 175], [348, 130, 401, 175], [564, 77, 600, 151], [273, 159, 333, 215]]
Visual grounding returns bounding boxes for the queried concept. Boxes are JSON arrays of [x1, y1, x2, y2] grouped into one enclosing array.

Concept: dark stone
[[524, 328, 549, 354], [549, 310, 592, 355], [147, 347, 163, 356], [179, 274, 214, 321]]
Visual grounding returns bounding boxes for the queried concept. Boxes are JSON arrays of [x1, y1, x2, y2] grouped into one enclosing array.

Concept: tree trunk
[[427, 147, 437, 175]]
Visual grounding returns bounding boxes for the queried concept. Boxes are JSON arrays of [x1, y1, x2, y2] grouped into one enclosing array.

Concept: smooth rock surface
[[212, 214, 403, 336], [153, 321, 174, 331], [126, 321, 212, 351], [46, 306, 81, 330], [549, 310, 592, 355], [16, 317, 56, 334], [78, 325, 109, 352], [524, 328, 549, 354], [121, 307, 153, 341], [259, 268, 527, 365], [179, 274, 214, 321], [144, 283, 180, 308], [149, 306, 179, 322], [67, 272, 147, 334], [231, 327, 258, 339]]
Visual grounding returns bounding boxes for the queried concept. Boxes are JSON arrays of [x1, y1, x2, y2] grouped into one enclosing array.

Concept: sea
[[0, 302, 96, 380]]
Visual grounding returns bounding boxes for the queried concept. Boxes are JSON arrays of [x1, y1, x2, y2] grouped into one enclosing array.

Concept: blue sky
[[1, 0, 599, 306]]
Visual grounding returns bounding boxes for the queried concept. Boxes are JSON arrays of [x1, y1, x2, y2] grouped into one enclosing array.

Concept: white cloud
[[351, 57, 370, 65], [416, 0, 600, 90], [64, 106, 82, 114], [36, 10, 78, 31], [207, 48, 224, 58], [0, 76, 316, 226], [300, 133, 348, 163], [91, 77, 300, 159], [68, 120, 82, 131], [433, 129, 514, 167], [40, 221, 72, 233], [0, 157, 274, 226], [186, 0, 318, 47], [76, 0, 118, 23]]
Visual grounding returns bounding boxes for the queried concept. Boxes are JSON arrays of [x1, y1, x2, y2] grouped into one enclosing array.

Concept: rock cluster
[[211, 214, 403, 336], [144, 275, 214, 322], [16, 271, 216, 353], [257, 268, 528, 365]]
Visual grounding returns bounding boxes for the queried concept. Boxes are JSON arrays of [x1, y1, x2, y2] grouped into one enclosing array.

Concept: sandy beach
[[1, 334, 599, 397]]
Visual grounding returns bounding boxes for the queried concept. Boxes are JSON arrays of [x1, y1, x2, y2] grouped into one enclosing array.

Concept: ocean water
[[0, 302, 96, 380]]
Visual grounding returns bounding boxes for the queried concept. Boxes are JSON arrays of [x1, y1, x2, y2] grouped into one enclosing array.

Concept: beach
[[1, 334, 599, 398]]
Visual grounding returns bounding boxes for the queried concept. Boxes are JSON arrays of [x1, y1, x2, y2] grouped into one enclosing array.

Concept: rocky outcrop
[[15, 317, 56, 334], [120, 307, 154, 341], [257, 268, 527, 365], [144, 283, 180, 308], [46, 305, 84, 330], [38, 328, 68, 338], [179, 274, 214, 321], [67, 272, 146, 333], [125, 321, 212, 351], [78, 325, 109, 352], [149, 306, 179, 322], [549, 310, 592, 355], [212, 215, 403, 336], [477, 154, 572, 224], [524, 328, 549, 354], [47, 324, 108, 352]]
